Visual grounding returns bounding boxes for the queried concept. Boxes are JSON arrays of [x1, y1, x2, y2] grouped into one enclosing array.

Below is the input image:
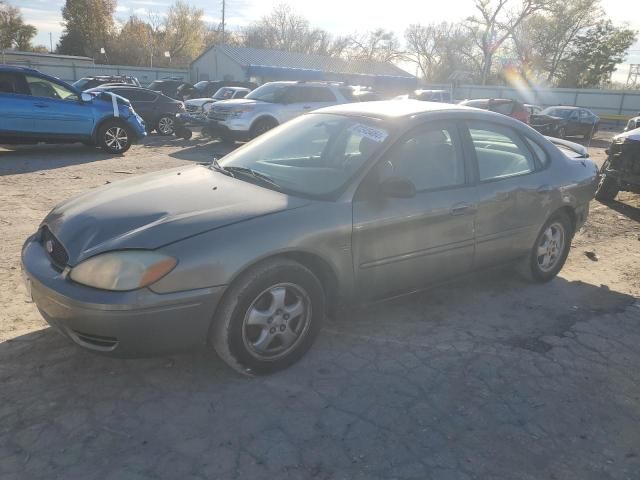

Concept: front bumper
[[126, 113, 147, 142], [202, 119, 251, 141], [21, 236, 226, 358]]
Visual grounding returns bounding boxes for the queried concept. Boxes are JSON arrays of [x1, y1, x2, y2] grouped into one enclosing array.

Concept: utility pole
[[49, 33, 53, 53], [627, 64, 640, 89], [221, 0, 226, 44]]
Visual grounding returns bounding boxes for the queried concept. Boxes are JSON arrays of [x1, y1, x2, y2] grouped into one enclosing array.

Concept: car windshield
[[542, 107, 574, 118], [194, 81, 209, 90], [213, 87, 236, 100], [219, 113, 390, 197], [245, 83, 288, 103]]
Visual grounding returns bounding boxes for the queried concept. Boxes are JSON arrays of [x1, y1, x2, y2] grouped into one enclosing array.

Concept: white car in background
[[205, 81, 353, 142], [185, 87, 251, 116]]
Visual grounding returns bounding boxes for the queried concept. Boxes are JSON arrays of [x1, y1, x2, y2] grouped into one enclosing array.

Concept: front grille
[[208, 107, 232, 121], [40, 226, 69, 270]]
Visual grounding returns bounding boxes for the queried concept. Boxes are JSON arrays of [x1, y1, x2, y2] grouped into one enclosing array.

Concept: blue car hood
[[43, 165, 309, 265]]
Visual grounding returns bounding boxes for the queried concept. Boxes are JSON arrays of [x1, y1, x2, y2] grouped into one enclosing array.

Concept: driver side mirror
[[380, 176, 416, 198], [81, 92, 93, 103]]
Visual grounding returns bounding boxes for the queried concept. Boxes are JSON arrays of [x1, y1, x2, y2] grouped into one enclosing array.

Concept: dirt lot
[[1, 131, 639, 479]]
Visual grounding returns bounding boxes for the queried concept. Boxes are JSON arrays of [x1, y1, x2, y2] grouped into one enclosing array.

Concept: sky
[[16, 0, 640, 82]]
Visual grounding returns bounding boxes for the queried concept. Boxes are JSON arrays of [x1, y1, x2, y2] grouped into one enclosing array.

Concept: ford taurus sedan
[[22, 101, 598, 374]]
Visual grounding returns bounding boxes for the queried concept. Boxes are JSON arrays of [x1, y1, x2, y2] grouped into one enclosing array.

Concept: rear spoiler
[[545, 136, 589, 158]]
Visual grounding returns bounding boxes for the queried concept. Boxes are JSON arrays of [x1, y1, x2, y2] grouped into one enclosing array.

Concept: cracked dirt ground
[[1, 133, 639, 479]]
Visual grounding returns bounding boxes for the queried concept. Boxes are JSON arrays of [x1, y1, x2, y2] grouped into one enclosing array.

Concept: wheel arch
[[92, 115, 122, 141], [250, 115, 279, 131], [213, 250, 340, 322], [550, 205, 577, 234]]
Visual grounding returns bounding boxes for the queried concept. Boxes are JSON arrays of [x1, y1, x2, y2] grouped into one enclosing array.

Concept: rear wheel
[[156, 115, 175, 135], [250, 118, 278, 139], [211, 259, 325, 375], [98, 120, 132, 154], [520, 212, 573, 282]]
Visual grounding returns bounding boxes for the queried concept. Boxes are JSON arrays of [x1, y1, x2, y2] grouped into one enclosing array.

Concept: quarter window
[[381, 125, 465, 191], [25, 75, 77, 101], [468, 125, 536, 181]]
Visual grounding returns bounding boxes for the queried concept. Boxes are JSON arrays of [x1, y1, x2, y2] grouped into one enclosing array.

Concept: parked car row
[[0, 64, 614, 154]]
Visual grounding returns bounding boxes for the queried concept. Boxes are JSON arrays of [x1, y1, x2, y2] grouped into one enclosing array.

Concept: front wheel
[[156, 115, 175, 135], [520, 212, 573, 282], [211, 259, 325, 375], [250, 118, 278, 139], [595, 174, 619, 202], [98, 120, 132, 154]]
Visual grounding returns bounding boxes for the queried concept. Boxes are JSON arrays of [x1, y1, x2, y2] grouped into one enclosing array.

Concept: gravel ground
[[1, 131, 639, 480]]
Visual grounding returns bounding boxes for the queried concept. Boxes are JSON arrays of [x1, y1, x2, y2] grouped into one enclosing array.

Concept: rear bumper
[[22, 236, 225, 358]]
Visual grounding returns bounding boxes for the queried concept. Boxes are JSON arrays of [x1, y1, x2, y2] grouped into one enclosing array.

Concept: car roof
[[545, 105, 580, 110], [317, 100, 474, 119], [0, 65, 40, 75]]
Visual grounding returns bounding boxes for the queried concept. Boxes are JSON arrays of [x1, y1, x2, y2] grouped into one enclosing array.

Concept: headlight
[[229, 106, 254, 117], [70, 251, 177, 291]]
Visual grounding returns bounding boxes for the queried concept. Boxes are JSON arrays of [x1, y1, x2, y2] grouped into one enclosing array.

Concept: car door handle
[[33, 103, 49, 108], [536, 185, 552, 194], [450, 203, 477, 216], [302, 105, 312, 110]]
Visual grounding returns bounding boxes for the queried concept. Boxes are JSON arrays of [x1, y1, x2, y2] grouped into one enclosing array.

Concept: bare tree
[[405, 23, 480, 82], [345, 29, 403, 62], [466, 0, 549, 84]]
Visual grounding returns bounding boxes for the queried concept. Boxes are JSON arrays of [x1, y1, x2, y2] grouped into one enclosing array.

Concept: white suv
[[206, 81, 353, 142]]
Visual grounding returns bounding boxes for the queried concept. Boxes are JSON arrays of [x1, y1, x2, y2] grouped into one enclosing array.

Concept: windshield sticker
[[349, 124, 388, 143]]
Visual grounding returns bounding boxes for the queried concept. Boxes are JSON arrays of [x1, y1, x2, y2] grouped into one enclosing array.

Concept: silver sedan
[[22, 101, 599, 374]]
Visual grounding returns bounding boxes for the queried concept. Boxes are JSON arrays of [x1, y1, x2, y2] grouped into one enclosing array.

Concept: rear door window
[[467, 124, 536, 181], [0, 72, 27, 94], [309, 87, 337, 102], [117, 89, 156, 102]]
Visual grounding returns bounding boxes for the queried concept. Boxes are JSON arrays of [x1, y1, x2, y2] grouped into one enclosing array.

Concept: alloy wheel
[[158, 116, 175, 134], [242, 283, 311, 360], [104, 127, 128, 152], [536, 222, 565, 272]]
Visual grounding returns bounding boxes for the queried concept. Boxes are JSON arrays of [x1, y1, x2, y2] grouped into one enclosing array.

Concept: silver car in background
[[206, 81, 353, 142], [22, 101, 598, 374]]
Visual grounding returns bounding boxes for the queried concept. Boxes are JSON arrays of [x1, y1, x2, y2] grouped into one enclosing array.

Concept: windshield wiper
[[224, 166, 282, 190], [209, 156, 233, 177]]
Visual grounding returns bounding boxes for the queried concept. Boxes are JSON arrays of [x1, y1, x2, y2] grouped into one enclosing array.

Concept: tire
[[211, 259, 326, 375], [98, 120, 132, 154], [250, 118, 278, 139], [182, 129, 193, 140], [557, 127, 566, 139], [156, 115, 175, 136], [520, 212, 573, 283], [595, 174, 619, 202]]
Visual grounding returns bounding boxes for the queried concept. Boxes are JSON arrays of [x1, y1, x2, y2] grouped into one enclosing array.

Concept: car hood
[[185, 98, 216, 107], [43, 165, 309, 265], [212, 98, 266, 108], [614, 127, 640, 143]]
